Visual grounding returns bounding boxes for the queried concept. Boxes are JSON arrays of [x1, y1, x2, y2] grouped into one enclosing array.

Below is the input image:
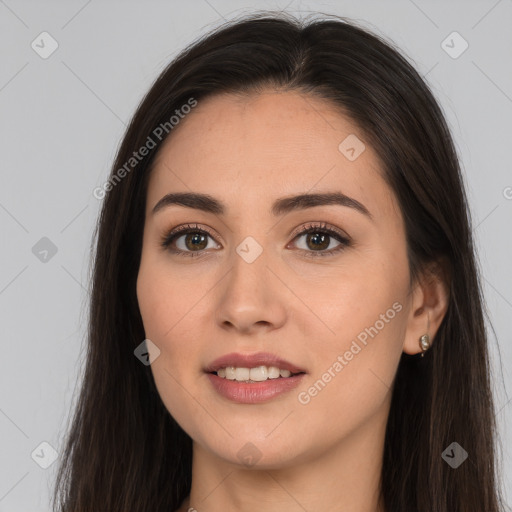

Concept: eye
[[289, 222, 351, 258], [160, 221, 351, 258], [160, 223, 220, 258]]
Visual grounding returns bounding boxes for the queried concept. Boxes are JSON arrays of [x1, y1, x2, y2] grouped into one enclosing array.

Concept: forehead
[[147, 90, 399, 223]]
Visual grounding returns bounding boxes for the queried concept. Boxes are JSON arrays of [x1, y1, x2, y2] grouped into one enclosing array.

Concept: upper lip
[[205, 352, 306, 374]]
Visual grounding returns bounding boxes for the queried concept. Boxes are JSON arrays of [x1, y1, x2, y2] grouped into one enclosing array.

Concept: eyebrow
[[152, 191, 372, 219]]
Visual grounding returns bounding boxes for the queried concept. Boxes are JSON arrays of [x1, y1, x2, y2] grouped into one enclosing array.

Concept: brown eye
[[291, 222, 351, 258], [303, 232, 331, 251], [161, 222, 351, 259], [182, 232, 209, 251], [161, 224, 220, 257]]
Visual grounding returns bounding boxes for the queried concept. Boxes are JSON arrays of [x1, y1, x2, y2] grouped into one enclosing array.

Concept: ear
[[403, 257, 451, 356]]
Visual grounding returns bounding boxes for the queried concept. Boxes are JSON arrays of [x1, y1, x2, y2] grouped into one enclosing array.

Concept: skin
[[136, 90, 449, 512]]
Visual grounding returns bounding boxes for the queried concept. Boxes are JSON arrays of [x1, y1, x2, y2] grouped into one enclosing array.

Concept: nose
[[214, 247, 287, 335]]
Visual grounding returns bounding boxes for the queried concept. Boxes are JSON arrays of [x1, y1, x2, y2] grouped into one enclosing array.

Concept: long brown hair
[[52, 12, 506, 512]]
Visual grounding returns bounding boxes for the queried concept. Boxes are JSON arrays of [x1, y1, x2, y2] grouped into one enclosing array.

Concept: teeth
[[268, 366, 280, 379], [215, 365, 298, 382], [249, 366, 267, 382], [235, 367, 250, 381]]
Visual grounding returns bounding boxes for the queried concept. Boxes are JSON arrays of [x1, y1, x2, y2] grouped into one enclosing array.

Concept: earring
[[419, 334, 430, 357], [419, 312, 431, 357]]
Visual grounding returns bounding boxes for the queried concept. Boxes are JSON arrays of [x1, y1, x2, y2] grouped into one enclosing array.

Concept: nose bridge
[[226, 210, 286, 292], [228, 235, 272, 301], [214, 235, 286, 332]]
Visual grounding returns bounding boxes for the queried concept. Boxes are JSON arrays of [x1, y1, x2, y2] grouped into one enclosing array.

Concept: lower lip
[[207, 372, 306, 404]]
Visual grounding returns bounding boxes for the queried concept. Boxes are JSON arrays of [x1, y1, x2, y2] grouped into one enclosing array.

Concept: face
[[136, 90, 414, 468]]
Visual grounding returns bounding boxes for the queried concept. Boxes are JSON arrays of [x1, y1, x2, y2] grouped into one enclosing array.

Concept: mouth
[[204, 352, 307, 403], [204, 351, 306, 380]]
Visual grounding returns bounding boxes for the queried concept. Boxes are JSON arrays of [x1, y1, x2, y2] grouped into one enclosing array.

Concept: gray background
[[0, 0, 511, 510]]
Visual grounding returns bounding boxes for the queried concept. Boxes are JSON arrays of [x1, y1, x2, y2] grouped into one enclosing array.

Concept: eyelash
[[160, 222, 351, 259]]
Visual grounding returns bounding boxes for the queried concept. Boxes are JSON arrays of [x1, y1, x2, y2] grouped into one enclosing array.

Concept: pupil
[[308, 232, 329, 251], [186, 233, 207, 251]]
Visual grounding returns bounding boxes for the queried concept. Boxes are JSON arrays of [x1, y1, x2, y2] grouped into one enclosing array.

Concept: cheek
[[293, 290, 406, 445], [296, 250, 408, 403], [295, 249, 407, 351], [137, 262, 203, 435], [137, 251, 190, 340], [137, 255, 205, 373]]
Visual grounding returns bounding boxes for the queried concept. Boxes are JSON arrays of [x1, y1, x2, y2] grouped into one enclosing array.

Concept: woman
[[52, 12, 505, 512]]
